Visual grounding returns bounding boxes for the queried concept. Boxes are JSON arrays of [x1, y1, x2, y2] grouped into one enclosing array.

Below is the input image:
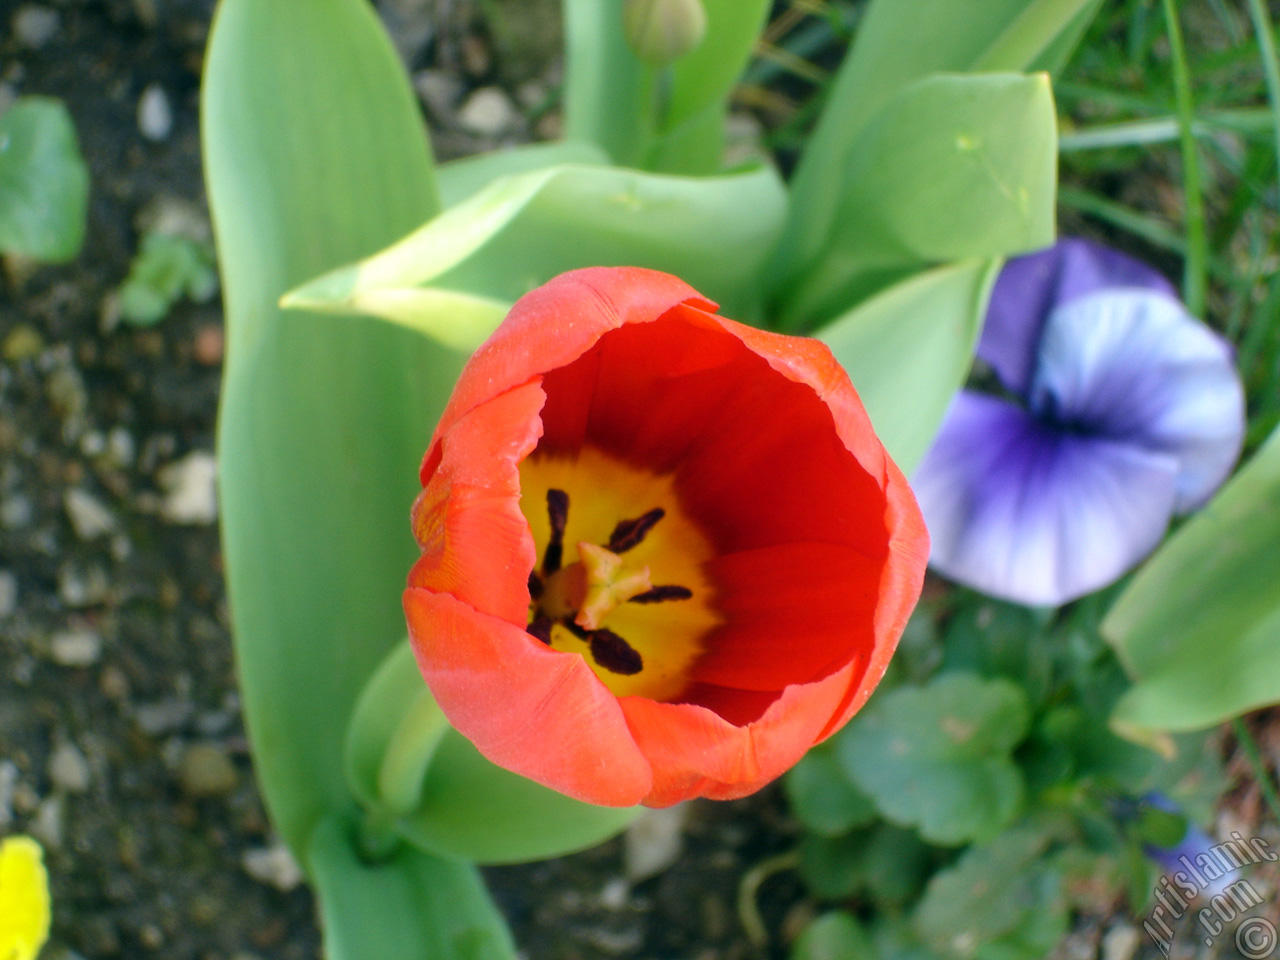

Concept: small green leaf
[[836, 673, 1030, 845], [801, 823, 935, 907], [791, 912, 873, 960], [940, 600, 1053, 704], [820, 259, 1001, 474], [799, 831, 870, 900], [1104, 424, 1280, 736], [913, 826, 1066, 960], [0, 97, 89, 263], [780, 74, 1056, 328], [118, 232, 218, 327], [785, 747, 877, 837]]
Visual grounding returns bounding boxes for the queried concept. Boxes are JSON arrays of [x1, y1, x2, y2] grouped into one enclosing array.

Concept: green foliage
[[772, 0, 1093, 300], [790, 912, 873, 960], [837, 673, 1031, 845], [788, 588, 1227, 960], [1104, 424, 1280, 736], [785, 747, 877, 838], [0, 97, 89, 263], [913, 825, 1068, 960], [118, 232, 218, 326], [779, 73, 1057, 329]]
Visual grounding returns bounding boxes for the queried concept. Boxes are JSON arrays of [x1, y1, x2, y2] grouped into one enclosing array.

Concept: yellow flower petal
[[0, 835, 51, 960]]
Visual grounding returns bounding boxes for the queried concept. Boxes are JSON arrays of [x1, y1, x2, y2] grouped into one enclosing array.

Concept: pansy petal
[[405, 587, 653, 807], [982, 238, 1178, 395], [1029, 290, 1245, 512], [915, 392, 1180, 606]]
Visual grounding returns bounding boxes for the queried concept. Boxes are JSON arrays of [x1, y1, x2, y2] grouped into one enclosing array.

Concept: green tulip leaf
[[773, 0, 1098, 292], [347, 641, 637, 865], [782, 73, 1054, 328], [203, 0, 456, 860], [436, 140, 609, 208], [284, 161, 787, 340], [308, 815, 516, 960], [1104, 425, 1280, 736], [0, 97, 89, 263], [835, 673, 1030, 846], [820, 259, 1001, 474]]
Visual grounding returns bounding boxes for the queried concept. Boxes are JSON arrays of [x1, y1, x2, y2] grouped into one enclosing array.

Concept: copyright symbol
[[1237, 917, 1277, 959]]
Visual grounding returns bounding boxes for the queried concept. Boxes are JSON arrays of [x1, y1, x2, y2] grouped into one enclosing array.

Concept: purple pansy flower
[[913, 238, 1245, 607]]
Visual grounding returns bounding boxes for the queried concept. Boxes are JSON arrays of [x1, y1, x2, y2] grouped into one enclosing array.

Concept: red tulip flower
[[403, 267, 928, 807]]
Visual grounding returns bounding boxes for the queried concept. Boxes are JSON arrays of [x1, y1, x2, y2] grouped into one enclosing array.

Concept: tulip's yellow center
[[520, 447, 719, 700]]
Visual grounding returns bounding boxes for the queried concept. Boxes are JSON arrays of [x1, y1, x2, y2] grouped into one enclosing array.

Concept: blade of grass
[[1161, 0, 1209, 316], [1232, 719, 1280, 827], [1059, 108, 1275, 152], [1245, 0, 1280, 171]]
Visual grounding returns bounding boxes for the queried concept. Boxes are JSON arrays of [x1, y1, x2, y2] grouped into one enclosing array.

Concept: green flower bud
[[622, 0, 708, 65]]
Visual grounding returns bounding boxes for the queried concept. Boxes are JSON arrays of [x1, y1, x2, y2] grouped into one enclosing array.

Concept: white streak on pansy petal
[[914, 392, 1180, 607], [980, 238, 1178, 396], [1029, 290, 1245, 512]]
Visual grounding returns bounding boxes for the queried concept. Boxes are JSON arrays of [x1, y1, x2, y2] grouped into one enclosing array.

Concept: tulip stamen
[[628, 585, 693, 604], [607, 508, 665, 553], [561, 619, 644, 675], [518, 447, 720, 700], [544, 488, 570, 574], [527, 614, 553, 644]]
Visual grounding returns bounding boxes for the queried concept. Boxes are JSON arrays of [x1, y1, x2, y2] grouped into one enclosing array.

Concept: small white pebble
[[49, 627, 102, 667], [48, 742, 91, 794], [624, 803, 688, 882], [32, 795, 63, 850], [12, 5, 60, 48], [64, 487, 116, 539], [242, 843, 304, 892], [138, 83, 173, 141], [158, 452, 218, 524], [457, 87, 518, 137], [0, 571, 17, 618], [600, 877, 630, 910]]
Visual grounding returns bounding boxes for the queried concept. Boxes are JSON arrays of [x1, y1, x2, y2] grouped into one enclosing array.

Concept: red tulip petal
[[422, 268, 715, 484], [817, 456, 930, 740], [689, 542, 883, 691], [405, 587, 653, 806], [409, 380, 545, 624], [620, 659, 859, 807]]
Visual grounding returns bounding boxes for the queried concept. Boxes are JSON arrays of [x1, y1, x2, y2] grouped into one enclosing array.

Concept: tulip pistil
[[519, 447, 720, 700]]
